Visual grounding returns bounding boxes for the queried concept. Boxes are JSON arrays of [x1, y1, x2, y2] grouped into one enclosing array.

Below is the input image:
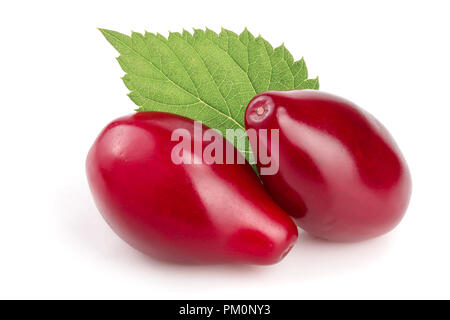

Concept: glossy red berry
[[86, 112, 298, 264], [245, 90, 412, 242]]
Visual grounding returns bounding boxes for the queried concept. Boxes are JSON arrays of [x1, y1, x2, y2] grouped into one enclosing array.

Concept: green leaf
[[99, 28, 319, 162]]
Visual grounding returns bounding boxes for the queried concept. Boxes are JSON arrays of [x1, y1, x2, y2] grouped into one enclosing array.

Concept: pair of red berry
[[86, 90, 411, 265]]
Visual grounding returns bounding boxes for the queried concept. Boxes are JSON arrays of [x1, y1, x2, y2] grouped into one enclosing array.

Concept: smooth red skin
[[86, 112, 298, 265], [245, 90, 412, 242]]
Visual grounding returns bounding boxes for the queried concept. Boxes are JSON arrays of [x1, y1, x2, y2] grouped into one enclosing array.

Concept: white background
[[1, 0, 449, 299]]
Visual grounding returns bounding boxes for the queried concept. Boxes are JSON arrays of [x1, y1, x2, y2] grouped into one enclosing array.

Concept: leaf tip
[[314, 76, 320, 89], [97, 27, 109, 36]]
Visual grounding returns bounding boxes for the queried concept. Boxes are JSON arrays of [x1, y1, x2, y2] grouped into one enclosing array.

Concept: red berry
[[86, 112, 298, 264], [245, 90, 412, 242]]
